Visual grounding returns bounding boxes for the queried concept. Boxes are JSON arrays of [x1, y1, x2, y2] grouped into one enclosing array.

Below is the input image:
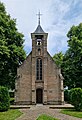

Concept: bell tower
[[31, 12, 48, 104], [31, 12, 48, 58]]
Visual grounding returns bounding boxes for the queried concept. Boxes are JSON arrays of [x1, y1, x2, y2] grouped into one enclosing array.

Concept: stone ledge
[[35, 80, 44, 83], [10, 104, 74, 109], [49, 104, 74, 109], [10, 105, 30, 109]]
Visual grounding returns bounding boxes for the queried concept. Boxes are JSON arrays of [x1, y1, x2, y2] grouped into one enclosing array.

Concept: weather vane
[[36, 11, 42, 25]]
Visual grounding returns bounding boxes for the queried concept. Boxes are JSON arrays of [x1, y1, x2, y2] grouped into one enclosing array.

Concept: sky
[[1, 0, 82, 56]]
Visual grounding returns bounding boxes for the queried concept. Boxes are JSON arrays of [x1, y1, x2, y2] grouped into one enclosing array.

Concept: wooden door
[[36, 89, 43, 103]]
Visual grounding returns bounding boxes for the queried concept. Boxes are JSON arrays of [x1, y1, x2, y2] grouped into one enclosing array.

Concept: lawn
[[61, 109, 82, 118], [0, 109, 22, 120], [36, 114, 59, 120]]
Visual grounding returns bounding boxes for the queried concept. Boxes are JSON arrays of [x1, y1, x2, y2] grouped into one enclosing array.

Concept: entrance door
[[36, 89, 43, 103]]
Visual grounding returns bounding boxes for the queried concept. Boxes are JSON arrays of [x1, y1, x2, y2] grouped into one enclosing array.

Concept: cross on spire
[[36, 11, 42, 25]]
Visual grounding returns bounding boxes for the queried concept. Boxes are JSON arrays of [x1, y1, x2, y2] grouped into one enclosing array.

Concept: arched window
[[36, 58, 42, 80]]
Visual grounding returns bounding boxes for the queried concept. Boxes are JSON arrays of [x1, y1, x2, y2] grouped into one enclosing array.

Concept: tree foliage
[[53, 23, 82, 89], [53, 52, 64, 67], [0, 2, 26, 89], [62, 23, 82, 89]]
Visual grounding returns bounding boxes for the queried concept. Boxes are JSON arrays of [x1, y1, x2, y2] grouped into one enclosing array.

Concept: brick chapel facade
[[15, 16, 64, 105]]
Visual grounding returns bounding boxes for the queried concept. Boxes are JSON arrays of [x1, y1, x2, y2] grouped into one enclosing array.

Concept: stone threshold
[[10, 104, 74, 109]]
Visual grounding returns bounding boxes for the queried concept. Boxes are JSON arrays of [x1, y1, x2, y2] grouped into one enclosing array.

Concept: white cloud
[[1, 0, 82, 56]]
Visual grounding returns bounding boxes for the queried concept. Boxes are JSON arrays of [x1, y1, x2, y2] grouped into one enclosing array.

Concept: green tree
[[62, 23, 82, 89], [0, 2, 26, 89], [53, 52, 64, 67]]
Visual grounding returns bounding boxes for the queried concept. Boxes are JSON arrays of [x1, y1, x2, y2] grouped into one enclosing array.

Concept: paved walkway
[[16, 104, 82, 120]]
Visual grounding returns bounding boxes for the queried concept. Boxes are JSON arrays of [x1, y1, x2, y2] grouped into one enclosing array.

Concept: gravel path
[[16, 105, 82, 120]]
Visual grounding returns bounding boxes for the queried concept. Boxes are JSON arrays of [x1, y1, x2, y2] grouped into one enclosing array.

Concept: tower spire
[[36, 11, 42, 25], [34, 11, 45, 33]]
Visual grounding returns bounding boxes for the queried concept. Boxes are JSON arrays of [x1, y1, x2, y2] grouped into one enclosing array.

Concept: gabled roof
[[34, 24, 45, 33]]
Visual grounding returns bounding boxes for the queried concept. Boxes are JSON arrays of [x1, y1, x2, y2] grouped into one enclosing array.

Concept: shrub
[[10, 98, 15, 105], [0, 86, 10, 111], [64, 89, 70, 103], [9, 91, 14, 98], [70, 88, 82, 111]]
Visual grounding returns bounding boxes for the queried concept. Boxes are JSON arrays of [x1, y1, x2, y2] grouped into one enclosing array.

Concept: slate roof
[[34, 24, 45, 33]]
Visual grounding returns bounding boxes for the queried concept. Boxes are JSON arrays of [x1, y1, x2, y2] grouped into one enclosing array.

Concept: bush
[[10, 98, 15, 105], [70, 88, 82, 111], [9, 91, 14, 98], [64, 89, 70, 103], [0, 86, 10, 111]]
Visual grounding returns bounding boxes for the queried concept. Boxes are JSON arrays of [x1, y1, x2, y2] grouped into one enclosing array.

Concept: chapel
[[15, 13, 64, 105]]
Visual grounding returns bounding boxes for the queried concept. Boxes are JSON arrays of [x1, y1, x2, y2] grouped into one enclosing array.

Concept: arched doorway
[[36, 89, 43, 103]]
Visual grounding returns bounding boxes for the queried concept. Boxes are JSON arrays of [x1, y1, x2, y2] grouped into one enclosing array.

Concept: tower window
[[37, 39, 42, 46], [35, 35, 43, 46], [36, 58, 42, 80]]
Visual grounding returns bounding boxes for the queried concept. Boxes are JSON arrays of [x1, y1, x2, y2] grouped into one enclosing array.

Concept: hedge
[[0, 86, 10, 111], [70, 88, 82, 111]]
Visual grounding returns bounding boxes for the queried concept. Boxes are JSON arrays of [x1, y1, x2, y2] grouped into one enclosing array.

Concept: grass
[[36, 114, 59, 120], [0, 109, 22, 120], [61, 109, 82, 118]]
